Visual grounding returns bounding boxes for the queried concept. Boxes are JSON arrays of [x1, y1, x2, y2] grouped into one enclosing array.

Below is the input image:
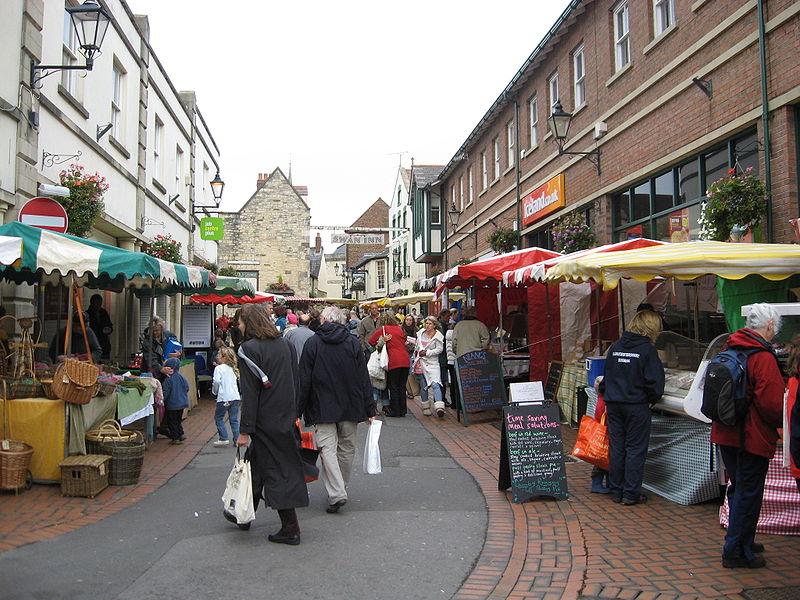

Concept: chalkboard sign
[[543, 361, 563, 403], [455, 350, 506, 425], [501, 402, 568, 502]]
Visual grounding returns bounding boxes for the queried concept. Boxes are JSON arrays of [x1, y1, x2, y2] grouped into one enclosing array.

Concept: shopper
[[712, 303, 783, 569], [212, 346, 241, 448], [140, 315, 181, 375], [401, 314, 420, 400], [369, 311, 411, 417], [599, 310, 664, 506], [162, 357, 189, 445], [452, 306, 490, 358], [356, 303, 380, 361], [234, 304, 308, 545], [411, 316, 446, 418]]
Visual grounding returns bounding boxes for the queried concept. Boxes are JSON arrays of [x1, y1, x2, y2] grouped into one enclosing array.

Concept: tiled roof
[[411, 165, 444, 189], [353, 250, 389, 269]]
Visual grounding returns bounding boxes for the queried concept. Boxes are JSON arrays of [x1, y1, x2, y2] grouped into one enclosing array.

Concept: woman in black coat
[[235, 304, 308, 545]]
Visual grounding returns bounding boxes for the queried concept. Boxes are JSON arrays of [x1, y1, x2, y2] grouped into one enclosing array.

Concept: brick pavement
[[2, 397, 800, 599]]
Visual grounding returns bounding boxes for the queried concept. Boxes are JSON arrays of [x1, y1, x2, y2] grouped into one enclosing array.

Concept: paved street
[[2, 398, 800, 599]]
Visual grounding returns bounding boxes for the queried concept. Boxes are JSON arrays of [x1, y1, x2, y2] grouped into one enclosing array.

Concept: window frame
[[467, 166, 474, 204], [506, 121, 515, 168], [528, 95, 538, 148], [459, 176, 464, 211], [548, 72, 560, 114], [613, 1, 631, 72], [654, 0, 676, 36], [111, 62, 125, 141], [573, 44, 586, 107], [493, 137, 501, 180], [153, 117, 163, 181], [481, 151, 488, 189], [61, 10, 79, 94], [376, 260, 386, 290]]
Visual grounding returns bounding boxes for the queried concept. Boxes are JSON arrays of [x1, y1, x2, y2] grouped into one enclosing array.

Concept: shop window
[[614, 189, 630, 227], [678, 160, 699, 203], [653, 171, 674, 214], [632, 182, 650, 222], [703, 146, 729, 191], [733, 131, 760, 174]]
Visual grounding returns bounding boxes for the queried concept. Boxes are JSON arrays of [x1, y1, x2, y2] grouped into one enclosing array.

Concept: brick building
[[218, 168, 310, 294], [425, 0, 799, 270], [346, 198, 390, 268]]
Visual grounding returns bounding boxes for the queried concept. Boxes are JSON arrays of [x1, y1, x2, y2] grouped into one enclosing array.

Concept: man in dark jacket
[[711, 303, 783, 569], [298, 306, 375, 514]]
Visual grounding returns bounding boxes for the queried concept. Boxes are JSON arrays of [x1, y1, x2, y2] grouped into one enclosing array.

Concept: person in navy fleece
[[599, 310, 664, 506], [162, 357, 189, 445]]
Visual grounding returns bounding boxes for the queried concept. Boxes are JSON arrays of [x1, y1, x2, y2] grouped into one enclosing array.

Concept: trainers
[[752, 542, 765, 553], [621, 493, 648, 505], [213, 440, 230, 447], [326, 499, 347, 514], [722, 556, 766, 569], [169, 439, 182, 445]]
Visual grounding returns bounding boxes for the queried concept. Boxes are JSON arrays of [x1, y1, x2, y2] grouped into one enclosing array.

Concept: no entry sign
[[18, 197, 69, 233]]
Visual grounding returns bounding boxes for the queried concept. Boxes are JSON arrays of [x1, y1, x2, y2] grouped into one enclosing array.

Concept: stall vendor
[[140, 315, 182, 374], [87, 294, 113, 360], [49, 312, 103, 364]]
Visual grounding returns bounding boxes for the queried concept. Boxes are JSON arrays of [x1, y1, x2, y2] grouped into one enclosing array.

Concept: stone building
[[218, 168, 310, 294]]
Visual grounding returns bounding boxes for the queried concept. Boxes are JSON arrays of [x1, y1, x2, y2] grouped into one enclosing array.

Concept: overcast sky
[[126, 0, 573, 243]]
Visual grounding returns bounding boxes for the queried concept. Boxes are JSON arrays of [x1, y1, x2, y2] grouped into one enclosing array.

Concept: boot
[[433, 401, 446, 419], [421, 400, 431, 416], [269, 508, 301, 545], [590, 473, 612, 494]]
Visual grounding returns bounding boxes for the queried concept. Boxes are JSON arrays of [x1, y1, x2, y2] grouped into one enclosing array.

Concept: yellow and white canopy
[[359, 292, 465, 308], [544, 241, 800, 290]]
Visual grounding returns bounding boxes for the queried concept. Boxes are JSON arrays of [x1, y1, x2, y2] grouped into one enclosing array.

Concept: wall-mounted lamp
[[30, 1, 111, 89], [192, 170, 225, 215], [547, 101, 602, 175], [42, 150, 81, 168], [96, 123, 112, 141], [691, 77, 713, 99], [447, 201, 477, 247]]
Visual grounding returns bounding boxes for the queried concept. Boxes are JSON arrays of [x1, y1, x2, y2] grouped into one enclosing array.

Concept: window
[[481, 151, 488, 189], [175, 146, 184, 194], [548, 72, 559, 114], [654, 0, 675, 35], [377, 260, 386, 290], [528, 95, 538, 148], [153, 118, 163, 180], [573, 44, 586, 107], [61, 10, 78, 94], [431, 197, 441, 225], [450, 184, 455, 213], [507, 121, 515, 168], [467, 167, 474, 204], [111, 63, 125, 141], [459, 176, 464, 210], [614, 2, 630, 71], [493, 137, 500, 180]]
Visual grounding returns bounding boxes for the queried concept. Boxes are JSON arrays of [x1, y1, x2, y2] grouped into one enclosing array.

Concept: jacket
[[298, 322, 375, 425], [140, 328, 178, 372], [452, 318, 490, 358], [445, 328, 456, 365], [788, 376, 800, 478], [356, 316, 379, 352], [710, 329, 784, 458], [599, 331, 664, 405], [212, 363, 240, 403], [162, 371, 190, 410], [412, 330, 444, 386], [369, 324, 411, 369]]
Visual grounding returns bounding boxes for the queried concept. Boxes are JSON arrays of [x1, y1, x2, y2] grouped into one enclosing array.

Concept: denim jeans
[[605, 402, 651, 501], [372, 386, 389, 407], [214, 400, 240, 442], [415, 373, 443, 405]]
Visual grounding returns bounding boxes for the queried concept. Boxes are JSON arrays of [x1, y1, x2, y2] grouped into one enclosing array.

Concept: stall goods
[[85, 419, 139, 444], [52, 358, 100, 405], [59, 454, 110, 498], [0, 439, 33, 491], [85, 430, 145, 485]]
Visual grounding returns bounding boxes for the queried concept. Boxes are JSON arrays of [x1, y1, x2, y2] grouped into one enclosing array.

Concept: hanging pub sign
[[522, 174, 565, 228], [200, 217, 224, 240], [350, 270, 366, 291]]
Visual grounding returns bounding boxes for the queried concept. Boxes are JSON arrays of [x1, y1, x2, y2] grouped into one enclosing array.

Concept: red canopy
[[436, 247, 561, 294], [189, 293, 275, 305]]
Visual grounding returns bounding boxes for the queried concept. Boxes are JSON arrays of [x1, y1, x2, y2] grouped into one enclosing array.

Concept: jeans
[[605, 402, 651, 501], [214, 400, 240, 442], [372, 386, 389, 408], [414, 372, 442, 405], [719, 445, 770, 561]]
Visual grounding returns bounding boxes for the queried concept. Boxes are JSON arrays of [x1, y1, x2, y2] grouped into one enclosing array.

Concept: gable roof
[[350, 198, 389, 227], [411, 165, 444, 190], [353, 250, 389, 269], [219, 166, 310, 215]]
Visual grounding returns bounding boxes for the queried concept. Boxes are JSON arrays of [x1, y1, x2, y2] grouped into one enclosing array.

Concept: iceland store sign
[[522, 174, 565, 228]]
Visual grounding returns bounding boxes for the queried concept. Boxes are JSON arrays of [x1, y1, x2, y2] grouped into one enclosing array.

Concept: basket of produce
[[0, 439, 34, 491], [51, 358, 100, 405], [85, 419, 139, 444], [85, 429, 145, 486]]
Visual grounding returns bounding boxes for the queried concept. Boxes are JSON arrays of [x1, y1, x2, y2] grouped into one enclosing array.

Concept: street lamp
[[448, 200, 461, 229], [192, 170, 226, 215], [547, 101, 602, 175], [30, 0, 111, 88]]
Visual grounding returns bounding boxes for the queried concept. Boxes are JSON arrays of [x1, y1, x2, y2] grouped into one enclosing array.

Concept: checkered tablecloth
[[720, 446, 800, 536]]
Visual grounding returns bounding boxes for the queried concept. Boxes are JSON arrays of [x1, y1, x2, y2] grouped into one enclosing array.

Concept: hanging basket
[[52, 358, 100, 405], [0, 439, 34, 491]]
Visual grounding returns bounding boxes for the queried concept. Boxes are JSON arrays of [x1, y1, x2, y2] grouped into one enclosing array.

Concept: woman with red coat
[[711, 303, 784, 570], [786, 336, 800, 492], [369, 312, 410, 417]]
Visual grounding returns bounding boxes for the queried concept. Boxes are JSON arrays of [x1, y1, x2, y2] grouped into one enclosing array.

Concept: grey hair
[[148, 315, 165, 329], [321, 306, 347, 324], [745, 303, 782, 335]]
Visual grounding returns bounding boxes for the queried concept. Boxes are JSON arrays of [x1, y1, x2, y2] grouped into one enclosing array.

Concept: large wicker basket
[[59, 454, 110, 498], [85, 419, 139, 444], [85, 430, 145, 486], [52, 358, 100, 405], [0, 439, 33, 491]]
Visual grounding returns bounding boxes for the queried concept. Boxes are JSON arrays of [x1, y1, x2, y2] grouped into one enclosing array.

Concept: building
[[320, 244, 346, 298], [352, 251, 390, 301], [410, 165, 445, 263], [389, 166, 427, 295], [217, 168, 311, 295], [1, 0, 222, 360], [427, 0, 799, 271]]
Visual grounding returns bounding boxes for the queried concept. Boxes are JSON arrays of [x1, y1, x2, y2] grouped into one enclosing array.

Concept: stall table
[[1, 397, 65, 483]]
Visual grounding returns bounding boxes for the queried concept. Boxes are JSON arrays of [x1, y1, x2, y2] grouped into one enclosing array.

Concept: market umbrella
[[543, 240, 800, 290], [382, 292, 465, 307], [190, 292, 277, 305], [0, 235, 23, 267]]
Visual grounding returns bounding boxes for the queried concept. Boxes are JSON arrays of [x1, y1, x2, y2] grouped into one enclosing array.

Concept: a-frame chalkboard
[[543, 361, 563, 403], [455, 350, 506, 426]]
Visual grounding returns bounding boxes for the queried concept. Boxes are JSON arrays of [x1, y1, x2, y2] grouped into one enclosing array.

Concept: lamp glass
[[210, 172, 225, 202], [447, 202, 461, 227], [547, 101, 572, 140], [68, 0, 111, 58]]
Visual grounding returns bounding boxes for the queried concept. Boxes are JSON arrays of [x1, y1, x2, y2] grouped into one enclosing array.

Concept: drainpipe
[[514, 99, 521, 249], [757, 0, 773, 242]]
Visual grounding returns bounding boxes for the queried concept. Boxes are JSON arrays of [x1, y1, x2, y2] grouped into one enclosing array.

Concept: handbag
[[571, 413, 610, 471], [221, 448, 256, 525], [295, 419, 319, 483], [378, 327, 390, 370], [367, 349, 387, 381], [363, 419, 382, 474]]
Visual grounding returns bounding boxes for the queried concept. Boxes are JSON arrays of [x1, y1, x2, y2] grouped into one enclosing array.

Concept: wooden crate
[[59, 454, 110, 498]]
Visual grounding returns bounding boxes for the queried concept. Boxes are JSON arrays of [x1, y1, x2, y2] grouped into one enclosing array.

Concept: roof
[[326, 244, 346, 260], [411, 165, 444, 190], [353, 250, 389, 269], [400, 168, 411, 190]]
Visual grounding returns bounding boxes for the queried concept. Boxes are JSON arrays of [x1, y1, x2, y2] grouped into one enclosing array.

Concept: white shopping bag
[[222, 450, 256, 525], [363, 419, 383, 474]]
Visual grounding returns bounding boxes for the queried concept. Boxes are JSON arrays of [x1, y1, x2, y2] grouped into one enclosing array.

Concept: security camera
[[38, 183, 71, 198]]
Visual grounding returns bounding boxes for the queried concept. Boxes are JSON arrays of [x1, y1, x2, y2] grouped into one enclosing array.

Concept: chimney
[[314, 232, 322, 253], [257, 173, 269, 189]]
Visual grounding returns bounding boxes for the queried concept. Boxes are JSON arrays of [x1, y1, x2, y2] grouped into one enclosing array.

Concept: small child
[[162, 357, 189, 445], [212, 346, 241, 448]]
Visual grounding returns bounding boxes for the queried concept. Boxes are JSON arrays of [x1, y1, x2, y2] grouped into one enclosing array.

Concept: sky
[[125, 0, 574, 245]]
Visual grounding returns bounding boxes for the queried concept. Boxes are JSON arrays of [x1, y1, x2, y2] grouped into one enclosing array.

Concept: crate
[[59, 454, 110, 498]]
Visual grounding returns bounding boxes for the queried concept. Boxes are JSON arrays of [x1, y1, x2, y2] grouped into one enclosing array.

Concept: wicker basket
[[0, 439, 34, 491], [95, 381, 118, 397], [85, 419, 139, 444], [85, 430, 145, 485], [52, 358, 100, 405], [39, 379, 60, 400], [1, 378, 44, 400], [59, 454, 110, 498]]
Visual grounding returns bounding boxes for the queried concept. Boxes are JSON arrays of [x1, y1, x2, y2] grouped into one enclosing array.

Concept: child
[[162, 357, 189, 445], [212, 346, 241, 448]]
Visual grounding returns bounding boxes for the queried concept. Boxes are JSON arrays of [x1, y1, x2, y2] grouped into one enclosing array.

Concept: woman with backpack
[[711, 303, 784, 569]]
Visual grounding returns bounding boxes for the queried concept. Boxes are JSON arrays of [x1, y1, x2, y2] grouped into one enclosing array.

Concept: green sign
[[200, 217, 224, 240]]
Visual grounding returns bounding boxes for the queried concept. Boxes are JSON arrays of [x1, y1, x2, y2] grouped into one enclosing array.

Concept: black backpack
[[701, 333, 771, 426]]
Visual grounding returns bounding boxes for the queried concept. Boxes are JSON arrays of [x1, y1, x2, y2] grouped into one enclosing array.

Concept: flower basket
[[488, 227, 519, 254], [145, 234, 183, 263], [58, 164, 107, 238], [699, 168, 768, 241], [551, 211, 596, 254]]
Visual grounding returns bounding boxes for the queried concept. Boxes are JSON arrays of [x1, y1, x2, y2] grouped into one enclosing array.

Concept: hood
[[316, 321, 351, 344], [617, 330, 653, 351], [727, 328, 772, 350]]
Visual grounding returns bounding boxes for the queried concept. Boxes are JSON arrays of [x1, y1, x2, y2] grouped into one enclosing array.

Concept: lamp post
[[192, 170, 225, 215], [547, 101, 602, 175], [30, 0, 111, 88]]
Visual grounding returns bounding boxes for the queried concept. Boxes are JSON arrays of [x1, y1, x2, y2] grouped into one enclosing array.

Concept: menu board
[[455, 350, 506, 424], [502, 402, 568, 502], [181, 304, 212, 348], [543, 361, 564, 403]]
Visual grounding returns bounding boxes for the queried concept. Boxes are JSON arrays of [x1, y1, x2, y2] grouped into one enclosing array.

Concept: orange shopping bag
[[571, 413, 609, 471]]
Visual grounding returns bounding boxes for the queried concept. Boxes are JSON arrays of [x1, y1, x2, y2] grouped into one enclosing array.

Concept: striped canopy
[[0, 221, 213, 292], [543, 241, 800, 290], [359, 292, 466, 308], [0, 235, 23, 267]]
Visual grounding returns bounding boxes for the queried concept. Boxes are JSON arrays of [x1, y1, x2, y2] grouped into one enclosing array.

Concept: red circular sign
[[18, 197, 69, 233]]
